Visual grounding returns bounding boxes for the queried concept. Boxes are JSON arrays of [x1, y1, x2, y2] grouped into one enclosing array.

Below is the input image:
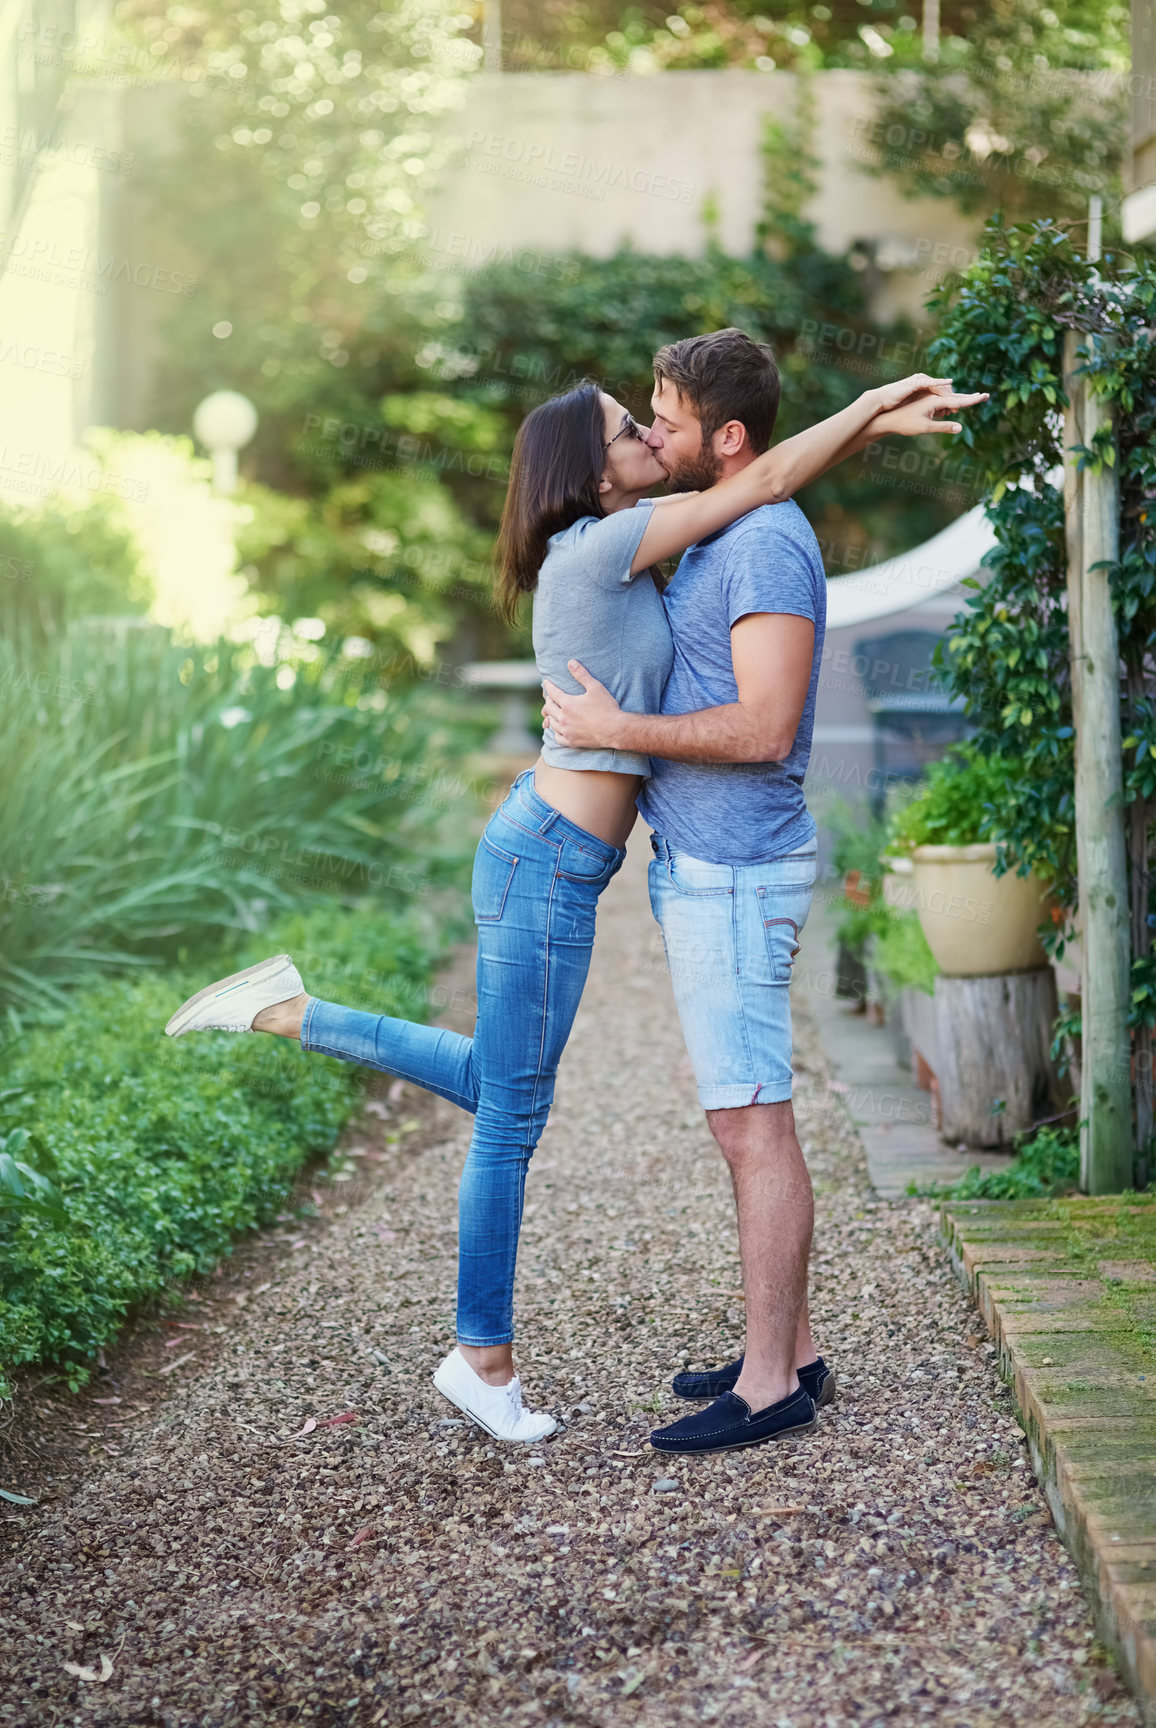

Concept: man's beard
[[664, 439, 723, 494]]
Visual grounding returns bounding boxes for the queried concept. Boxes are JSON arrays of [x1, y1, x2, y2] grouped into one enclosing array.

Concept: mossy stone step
[[942, 1194, 1156, 1721]]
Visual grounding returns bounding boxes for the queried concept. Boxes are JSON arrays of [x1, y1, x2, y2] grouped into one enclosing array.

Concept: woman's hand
[[873, 386, 989, 439], [871, 373, 957, 412]]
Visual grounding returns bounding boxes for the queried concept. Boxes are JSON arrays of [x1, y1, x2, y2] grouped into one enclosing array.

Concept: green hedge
[[0, 898, 462, 1398]]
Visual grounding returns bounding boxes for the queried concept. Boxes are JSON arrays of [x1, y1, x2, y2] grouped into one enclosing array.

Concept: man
[[543, 327, 836, 1457]]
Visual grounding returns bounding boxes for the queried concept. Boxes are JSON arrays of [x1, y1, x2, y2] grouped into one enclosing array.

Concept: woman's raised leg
[[298, 996, 479, 1114]]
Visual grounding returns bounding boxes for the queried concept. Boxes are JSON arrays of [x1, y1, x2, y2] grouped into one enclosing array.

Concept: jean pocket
[[755, 852, 818, 892], [665, 850, 733, 898], [473, 834, 519, 923], [760, 911, 804, 983], [556, 835, 616, 883], [756, 875, 815, 982]]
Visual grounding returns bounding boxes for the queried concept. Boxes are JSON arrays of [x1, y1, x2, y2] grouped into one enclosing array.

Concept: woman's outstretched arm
[[629, 377, 988, 575]]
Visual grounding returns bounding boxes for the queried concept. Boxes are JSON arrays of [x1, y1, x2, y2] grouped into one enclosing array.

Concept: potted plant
[[884, 747, 1053, 977]]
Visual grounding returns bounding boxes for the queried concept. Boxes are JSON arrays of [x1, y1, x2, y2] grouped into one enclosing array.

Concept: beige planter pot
[[881, 854, 916, 912], [908, 842, 1051, 977]]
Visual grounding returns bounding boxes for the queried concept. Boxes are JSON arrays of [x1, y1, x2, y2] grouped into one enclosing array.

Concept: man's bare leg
[[706, 1098, 815, 1411]]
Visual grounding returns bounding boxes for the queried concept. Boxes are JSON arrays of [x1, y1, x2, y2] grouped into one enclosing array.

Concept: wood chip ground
[[0, 849, 1140, 1726]]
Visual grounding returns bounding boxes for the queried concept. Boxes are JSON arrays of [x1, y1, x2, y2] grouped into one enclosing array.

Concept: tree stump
[[933, 968, 1062, 1148]]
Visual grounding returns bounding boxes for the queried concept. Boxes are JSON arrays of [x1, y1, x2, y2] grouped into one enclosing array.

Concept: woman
[[164, 369, 982, 1442]]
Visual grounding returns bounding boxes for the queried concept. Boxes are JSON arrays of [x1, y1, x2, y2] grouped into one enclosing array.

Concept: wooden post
[[1063, 329, 1134, 1193]]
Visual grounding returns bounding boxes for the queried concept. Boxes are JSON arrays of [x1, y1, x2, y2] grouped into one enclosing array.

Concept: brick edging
[[940, 1205, 1156, 1728]]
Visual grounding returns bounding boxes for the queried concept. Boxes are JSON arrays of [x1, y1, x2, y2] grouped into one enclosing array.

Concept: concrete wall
[[427, 70, 983, 323]]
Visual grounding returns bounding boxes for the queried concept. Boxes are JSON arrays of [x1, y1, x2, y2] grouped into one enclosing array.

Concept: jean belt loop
[[516, 771, 555, 834], [513, 769, 537, 819]]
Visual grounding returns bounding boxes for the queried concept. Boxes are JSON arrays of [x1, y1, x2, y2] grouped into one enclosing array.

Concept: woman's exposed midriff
[[531, 757, 642, 850]]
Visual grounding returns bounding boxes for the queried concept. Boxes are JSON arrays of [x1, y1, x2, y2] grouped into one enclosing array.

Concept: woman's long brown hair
[[495, 381, 607, 623]]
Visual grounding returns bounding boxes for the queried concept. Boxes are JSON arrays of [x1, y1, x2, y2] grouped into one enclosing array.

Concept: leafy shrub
[[913, 1123, 1080, 1199], [234, 467, 503, 664], [873, 911, 940, 998], [0, 898, 457, 1399], [928, 219, 1156, 1180], [926, 219, 1156, 932], [0, 622, 489, 1019], [0, 496, 150, 636], [885, 745, 1023, 856], [823, 795, 890, 891], [0, 1130, 67, 1226]]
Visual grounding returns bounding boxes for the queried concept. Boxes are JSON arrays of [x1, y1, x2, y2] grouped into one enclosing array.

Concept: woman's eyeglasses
[[604, 412, 645, 450]]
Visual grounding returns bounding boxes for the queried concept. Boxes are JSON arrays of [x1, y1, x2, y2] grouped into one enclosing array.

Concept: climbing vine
[[926, 218, 1156, 1169]]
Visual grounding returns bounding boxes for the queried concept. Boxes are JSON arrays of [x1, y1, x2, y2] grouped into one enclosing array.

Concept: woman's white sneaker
[[164, 955, 305, 1037], [432, 1347, 557, 1444]]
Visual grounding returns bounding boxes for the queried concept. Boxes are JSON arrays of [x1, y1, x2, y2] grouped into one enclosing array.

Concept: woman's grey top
[[532, 501, 674, 777]]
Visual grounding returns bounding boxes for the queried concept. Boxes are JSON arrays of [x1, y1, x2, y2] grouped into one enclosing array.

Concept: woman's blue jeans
[[299, 769, 626, 1347]]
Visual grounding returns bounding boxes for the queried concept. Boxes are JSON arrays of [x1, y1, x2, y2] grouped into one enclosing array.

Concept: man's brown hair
[[652, 327, 780, 456]]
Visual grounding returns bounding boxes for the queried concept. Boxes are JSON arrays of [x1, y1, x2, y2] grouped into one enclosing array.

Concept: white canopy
[[824, 506, 997, 630]]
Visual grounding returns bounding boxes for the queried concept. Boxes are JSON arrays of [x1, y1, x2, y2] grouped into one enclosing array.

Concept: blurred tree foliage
[[865, 0, 1127, 225], [122, 5, 965, 659], [117, 0, 479, 434], [486, 0, 1128, 228], [130, 0, 1088, 667], [116, 0, 509, 660], [474, 0, 978, 71], [487, 0, 1127, 79]]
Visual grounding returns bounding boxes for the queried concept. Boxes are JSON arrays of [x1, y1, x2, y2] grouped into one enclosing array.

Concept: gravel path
[[0, 845, 1140, 1727]]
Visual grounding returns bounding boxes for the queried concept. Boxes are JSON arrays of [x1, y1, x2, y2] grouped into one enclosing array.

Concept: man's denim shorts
[[647, 833, 818, 1111]]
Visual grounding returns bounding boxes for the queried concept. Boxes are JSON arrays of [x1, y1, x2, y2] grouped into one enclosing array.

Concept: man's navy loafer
[[672, 1355, 837, 1409], [650, 1386, 817, 1454]]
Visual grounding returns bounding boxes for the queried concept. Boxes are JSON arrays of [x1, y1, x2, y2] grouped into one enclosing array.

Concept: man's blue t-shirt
[[637, 499, 826, 865]]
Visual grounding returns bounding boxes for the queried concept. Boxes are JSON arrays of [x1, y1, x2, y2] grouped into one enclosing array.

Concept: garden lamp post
[[193, 390, 258, 495]]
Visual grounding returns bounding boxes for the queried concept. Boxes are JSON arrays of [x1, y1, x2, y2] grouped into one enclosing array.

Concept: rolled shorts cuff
[[697, 1081, 795, 1111]]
